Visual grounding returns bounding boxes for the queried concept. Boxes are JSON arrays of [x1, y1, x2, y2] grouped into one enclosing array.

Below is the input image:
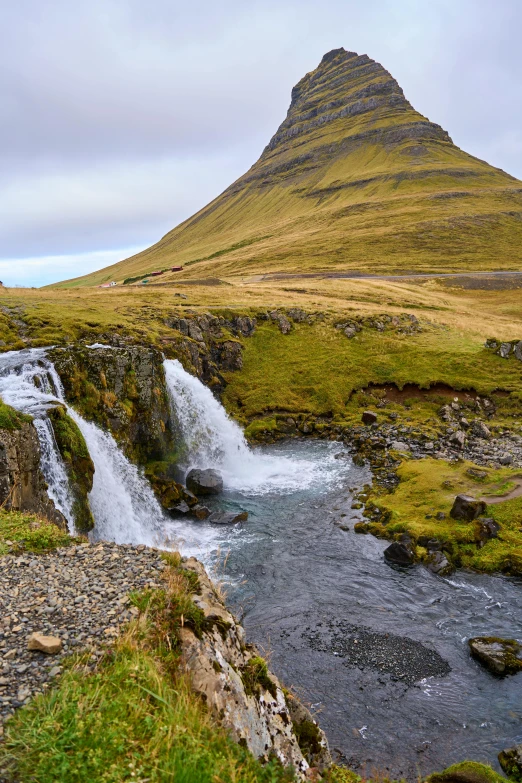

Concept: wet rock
[[498, 743, 522, 780], [192, 504, 211, 520], [169, 500, 191, 515], [27, 633, 62, 655], [471, 420, 491, 439], [468, 636, 522, 675], [208, 510, 248, 525], [362, 411, 377, 425], [425, 551, 453, 576], [186, 468, 223, 496], [450, 494, 487, 521], [383, 540, 415, 566]]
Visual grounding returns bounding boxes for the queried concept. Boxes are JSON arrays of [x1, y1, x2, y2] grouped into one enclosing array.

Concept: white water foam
[[0, 349, 219, 555], [164, 359, 348, 495]]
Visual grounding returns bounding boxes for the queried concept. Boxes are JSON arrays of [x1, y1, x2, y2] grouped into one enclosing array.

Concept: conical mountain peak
[[54, 49, 522, 288]]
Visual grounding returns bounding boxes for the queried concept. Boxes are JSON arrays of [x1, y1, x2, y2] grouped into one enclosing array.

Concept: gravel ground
[[0, 541, 166, 733], [304, 619, 451, 685]]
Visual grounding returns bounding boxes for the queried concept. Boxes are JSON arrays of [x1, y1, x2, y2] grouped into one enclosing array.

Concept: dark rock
[[186, 468, 224, 496], [449, 430, 465, 449], [383, 541, 415, 566], [208, 510, 248, 525], [471, 420, 491, 439], [468, 636, 522, 675], [181, 488, 199, 507], [435, 511, 447, 520], [192, 504, 211, 520], [362, 411, 377, 425], [169, 500, 191, 515], [418, 536, 442, 551], [475, 517, 500, 542], [286, 308, 307, 323], [514, 341, 522, 362], [450, 494, 487, 521], [499, 452, 513, 465], [233, 316, 256, 337], [498, 743, 522, 780]]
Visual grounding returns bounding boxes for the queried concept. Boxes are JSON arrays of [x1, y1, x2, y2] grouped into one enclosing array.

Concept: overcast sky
[[2, 0, 521, 287]]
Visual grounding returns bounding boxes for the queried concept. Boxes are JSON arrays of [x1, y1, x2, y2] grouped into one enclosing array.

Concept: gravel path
[[0, 541, 166, 733]]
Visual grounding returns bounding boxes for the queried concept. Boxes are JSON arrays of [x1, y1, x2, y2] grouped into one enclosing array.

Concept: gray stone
[[450, 494, 487, 521], [425, 551, 453, 576], [186, 468, 223, 496], [471, 420, 491, 439], [390, 441, 409, 451], [498, 342, 512, 359], [449, 430, 466, 449], [499, 452, 513, 465], [469, 636, 522, 676], [514, 341, 522, 362], [476, 517, 500, 541]]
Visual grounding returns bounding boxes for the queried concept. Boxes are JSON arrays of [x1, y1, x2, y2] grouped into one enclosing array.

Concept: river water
[[1, 350, 521, 778]]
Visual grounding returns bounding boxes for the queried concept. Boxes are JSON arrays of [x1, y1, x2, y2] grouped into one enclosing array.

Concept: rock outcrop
[[0, 421, 67, 529], [468, 637, 522, 676], [179, 558, 331, 777]]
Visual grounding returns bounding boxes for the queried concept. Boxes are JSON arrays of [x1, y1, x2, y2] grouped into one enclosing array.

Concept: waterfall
[[0, 349, 170, 547], [164, 359, 345, 495]]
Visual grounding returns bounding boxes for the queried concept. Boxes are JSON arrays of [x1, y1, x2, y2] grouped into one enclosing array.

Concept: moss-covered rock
[[426, 760, 507, 783], [48, 406, 94, 532], [468, 636, 522, 676]]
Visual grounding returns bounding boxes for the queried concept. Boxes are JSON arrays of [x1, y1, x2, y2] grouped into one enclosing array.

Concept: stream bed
[[182, 440, 522, 780]]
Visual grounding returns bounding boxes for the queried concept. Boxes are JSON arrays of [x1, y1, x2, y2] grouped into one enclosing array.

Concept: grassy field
[[50, 49, 522, 289]]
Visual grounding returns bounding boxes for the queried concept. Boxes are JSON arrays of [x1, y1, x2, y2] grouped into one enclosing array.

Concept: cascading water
[[0, 349, 177, 547], [164, 359, 346, 494]]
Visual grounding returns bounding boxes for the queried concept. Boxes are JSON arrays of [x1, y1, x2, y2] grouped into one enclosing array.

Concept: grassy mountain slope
[[53, 48, 522, 288]]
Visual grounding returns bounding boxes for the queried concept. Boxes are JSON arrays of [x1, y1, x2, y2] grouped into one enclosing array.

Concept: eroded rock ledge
[[179, 557, 331, 777]]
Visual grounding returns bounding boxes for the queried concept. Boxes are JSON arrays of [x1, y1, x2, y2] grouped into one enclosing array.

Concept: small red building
[[171, 266, 183, 272], [150, 270, 164, 277]]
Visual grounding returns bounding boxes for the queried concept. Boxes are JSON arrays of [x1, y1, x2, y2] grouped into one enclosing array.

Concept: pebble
[[0, 541, 166, 729]]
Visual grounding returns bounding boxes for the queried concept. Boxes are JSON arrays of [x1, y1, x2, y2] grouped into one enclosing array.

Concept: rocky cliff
[[0, 420, 67, 529], [179, 557, 331, 777], [56, 47, 522, 288]]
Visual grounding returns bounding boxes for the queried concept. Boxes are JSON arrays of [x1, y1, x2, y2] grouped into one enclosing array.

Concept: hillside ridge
[[52, 47, 522, 288]]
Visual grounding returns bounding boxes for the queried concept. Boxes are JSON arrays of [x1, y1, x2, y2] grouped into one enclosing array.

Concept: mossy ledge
[[47, 405, 95, 533]]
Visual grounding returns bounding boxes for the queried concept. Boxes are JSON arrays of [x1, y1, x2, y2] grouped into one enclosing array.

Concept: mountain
[[54, 48, 522, 288]]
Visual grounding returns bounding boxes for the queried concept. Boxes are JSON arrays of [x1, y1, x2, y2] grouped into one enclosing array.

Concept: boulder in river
[[384, 540, 415, 566], [209, 510, 248, 525], [425, 550, 454, 576], [186, 468, 223, 496], [450, 494, 487, 521], [468, 636, 522, 676], [498, 743, 522, 780]]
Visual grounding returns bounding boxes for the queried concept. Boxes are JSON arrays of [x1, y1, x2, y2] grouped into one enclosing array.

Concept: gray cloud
[[1, 0, 521, 285]]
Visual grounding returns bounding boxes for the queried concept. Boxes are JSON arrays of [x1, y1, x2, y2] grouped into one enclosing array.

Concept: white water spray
[[0, 349, 202, 549], [164, 359, 346, 494]]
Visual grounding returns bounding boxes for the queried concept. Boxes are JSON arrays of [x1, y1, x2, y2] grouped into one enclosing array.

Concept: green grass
[[222, 321, 522, 421], [364, 458, 522, 574], [427, 761, 507, 783], [0, 509, 73, 555], [0, 555, 295, 783], [0, 399, 32, 430]]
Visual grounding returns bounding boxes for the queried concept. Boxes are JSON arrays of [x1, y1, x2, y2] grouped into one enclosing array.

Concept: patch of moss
[[0, 509, 74, 554], [427, 760, 508, 783], [0, 399, 31, 430], [48, 406, 95, 532], [241, 656, 277, 699], [292, 718, 323, 758]]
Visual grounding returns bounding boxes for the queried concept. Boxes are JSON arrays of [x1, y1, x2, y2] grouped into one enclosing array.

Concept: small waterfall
[[0, 349, 75, 528], [164, 359, 346, 495], [0, 349, 168, 546]]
